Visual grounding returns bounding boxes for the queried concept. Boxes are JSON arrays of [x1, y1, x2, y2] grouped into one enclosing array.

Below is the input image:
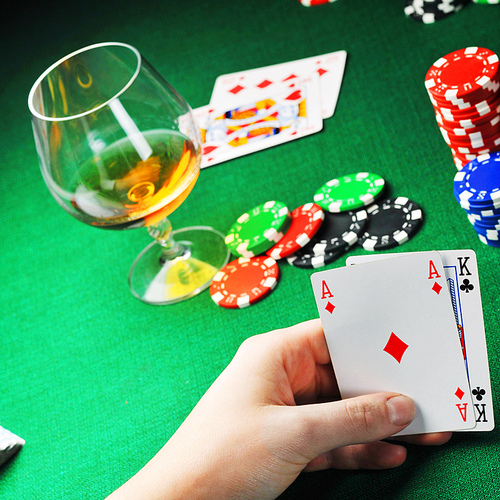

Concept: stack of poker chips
[[453, 152, 500, 246], [211, 173, 425, 308], [405, 0, 470, 23], [425, 47, 500, 170]]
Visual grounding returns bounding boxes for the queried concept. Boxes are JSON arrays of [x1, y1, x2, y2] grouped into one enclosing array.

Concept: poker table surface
[[1, 0, 500, 498]]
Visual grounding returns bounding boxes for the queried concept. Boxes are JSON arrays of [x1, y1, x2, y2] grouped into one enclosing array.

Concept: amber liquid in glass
[[72, 129, 199, 229]]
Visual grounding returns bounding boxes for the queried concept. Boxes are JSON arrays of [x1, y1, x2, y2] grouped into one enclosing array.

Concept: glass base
[[128, 226, 230, 305]]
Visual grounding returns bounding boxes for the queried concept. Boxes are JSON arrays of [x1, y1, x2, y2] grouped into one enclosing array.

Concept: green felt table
[[1, 0, 500, 498]]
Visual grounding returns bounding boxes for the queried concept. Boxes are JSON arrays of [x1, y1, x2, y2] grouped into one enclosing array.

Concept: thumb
[[281, 393, 415, 459]]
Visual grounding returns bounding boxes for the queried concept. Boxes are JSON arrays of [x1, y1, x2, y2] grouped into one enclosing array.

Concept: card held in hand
[[311, 251, 476, 435], [346, 249, 494, 431]]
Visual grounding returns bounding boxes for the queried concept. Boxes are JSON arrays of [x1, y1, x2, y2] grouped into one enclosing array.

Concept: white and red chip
[[425, 47, 499, 104], [299, 0, 338, 6], [265, 203, 324, 259], [210, 256, 279, 309], [425, 47, 500, 169]]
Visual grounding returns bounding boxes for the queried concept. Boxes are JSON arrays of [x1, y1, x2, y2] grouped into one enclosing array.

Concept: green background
[[1, 0, 499, 498]]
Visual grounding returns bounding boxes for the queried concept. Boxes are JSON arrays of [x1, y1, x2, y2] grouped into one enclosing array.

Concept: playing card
[[311, 251, 476, 435], [210, 50, 347, 119], [0, 426, 24, 467], [195, 75, 322, 168], [346, 250, 495, 431]]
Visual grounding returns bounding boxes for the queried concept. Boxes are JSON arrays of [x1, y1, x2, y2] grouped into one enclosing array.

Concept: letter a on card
[[321, 280, 333, 299]]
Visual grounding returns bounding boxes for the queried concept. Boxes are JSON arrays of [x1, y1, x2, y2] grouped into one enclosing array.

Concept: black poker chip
[[357, 197, 424, 251], [287, 246, 347, 269], [287, 209, 367, 269], [298, 209, 368, 256], [404, 0, 469, 24]]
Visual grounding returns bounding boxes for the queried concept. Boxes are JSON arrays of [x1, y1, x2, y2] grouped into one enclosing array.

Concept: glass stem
[[147, 218, 185, 262]]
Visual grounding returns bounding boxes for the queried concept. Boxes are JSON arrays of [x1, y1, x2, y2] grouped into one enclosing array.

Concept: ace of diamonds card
[[311, 251, 476, 436], [346, 250, 494, 432]]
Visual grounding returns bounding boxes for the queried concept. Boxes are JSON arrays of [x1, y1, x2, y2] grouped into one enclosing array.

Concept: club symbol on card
[[431, 282, 442, 295], [383, 333, 408, 363], [325, 301, 335, 314], [472, 387, 486, 401], [460, 279, 474, 293]]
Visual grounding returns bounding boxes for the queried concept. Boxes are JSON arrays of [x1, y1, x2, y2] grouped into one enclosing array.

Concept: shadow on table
[[278, 431, 499, 500]]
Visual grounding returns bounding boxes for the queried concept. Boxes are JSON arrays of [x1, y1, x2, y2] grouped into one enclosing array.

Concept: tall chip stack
[[453, 151, 500, 246], [425, 47, 500, 170]]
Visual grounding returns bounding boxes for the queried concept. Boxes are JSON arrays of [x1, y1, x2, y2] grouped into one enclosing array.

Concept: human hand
[[107, 318, 451, 500]]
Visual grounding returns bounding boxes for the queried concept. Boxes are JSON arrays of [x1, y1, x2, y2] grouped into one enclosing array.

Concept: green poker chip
[[225, 201, 292, 257], [313, 172, 385, 213]]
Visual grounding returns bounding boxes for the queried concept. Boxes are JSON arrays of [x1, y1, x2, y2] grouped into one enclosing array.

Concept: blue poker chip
[[465, 204, 500, 218], [467, 213, 500, 230], [453, 152, 500, 209], [471, 223, 500, 240], [478, 233, 500, 247]]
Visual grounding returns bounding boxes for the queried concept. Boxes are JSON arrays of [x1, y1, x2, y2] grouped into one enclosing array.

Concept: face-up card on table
[[311, 251, 476, 435], [194, 75, 322, 168], [210, 50, 347, 119], [346, 250, 494, 431]]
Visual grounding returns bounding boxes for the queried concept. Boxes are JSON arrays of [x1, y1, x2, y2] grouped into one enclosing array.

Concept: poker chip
[[357, 197, 424, 251], [225, 201, 291, 257], [425, 47, 500, 169], [287, 246, 346, 269], [478, 233, 500, 246], [300, 209, 368, 256], [452, 152, 500, 246], [210, 256, 279, 308], [405, 0, 469, 24], [299, 0, 338, 5], [313, 172, 385, 213], [467, 207, 500, 226], [286, 208, 367, 268], [468, 215, 500, 232], [453, 152, 500, 208], [425, 47, 499, 102], [266, 203, 324, 260]]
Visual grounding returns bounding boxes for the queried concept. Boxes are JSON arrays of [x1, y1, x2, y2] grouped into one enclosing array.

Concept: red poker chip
[[299, 0, 336, 5], [210, 256, 279, 309], [435, 104, 500, 129], [439, 126, 500, 149], [439, 121, 500, 142], [265, 203, 324, 259], [430, 89, 499, 108], [431, 93, 500, 120], [425, 47, 500, 102], [453, 144, 495, 156]]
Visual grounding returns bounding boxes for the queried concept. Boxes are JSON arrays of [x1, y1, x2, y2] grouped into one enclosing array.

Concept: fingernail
[[386, 395, 415, 426]]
